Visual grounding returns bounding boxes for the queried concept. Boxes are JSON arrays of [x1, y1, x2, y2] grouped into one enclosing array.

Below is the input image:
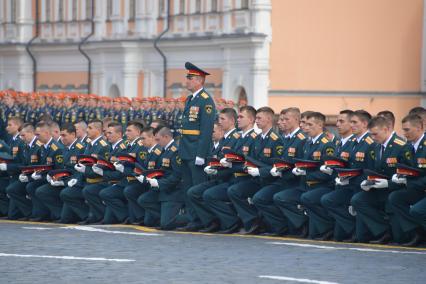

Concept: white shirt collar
[[191, 88, 204, 99], [286, 128, 300, 139], [130, 138, 139, 147], [90, 136, 103, 146], [112, 139, 123, 150], [213, 141, 220, 149], [13, 133, 19, 141], [148, 144, 157, 153], [382, 133, 394, 149], [164, 139, 174, 151], [311, 133, 323, 144], [69, 139, 78, 150], [261, 128, 272, 139], [241, 128, 254, 138], [413, 134, 424, 152], [357, 131, 369, 143], [224, 128, 236, 139], [29, 136, 37, 147], [340, 134, 354, 147], [44, 137, 53, 149]]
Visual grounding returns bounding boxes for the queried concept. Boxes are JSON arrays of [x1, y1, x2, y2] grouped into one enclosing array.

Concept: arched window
[[179, 0, 185, 15], [211, 0, 218, 12], [72, 1, 78, 21], [107, 0, 113, 20], [58, 0, 64, 21], [241, 0, 249, 9], [195, 0, 201, 13], [86, 0, 93, 20], [129, 0, 136, 20], [46, 0, 51, 22], [10, 0, 17, 23]]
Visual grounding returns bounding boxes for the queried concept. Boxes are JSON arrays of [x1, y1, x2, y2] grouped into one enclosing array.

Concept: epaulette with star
[[321, 137, 330, 144], [393, 138, 406, 146], [201, 92, 209, 99], [250, 132, 257, 139], [51, 143, 58, 151], [170, 145, 177, 152], [233, 132, 240, 139], [119, 143, 127, 150], [270, 132, 279, 141], [154, 148, 162, 155], [76, 143, 84, 149], [297, 132, 306, 140], [99, 139, 108, 147], [365, 136, 374, 145], [36, 140, 43, 147]]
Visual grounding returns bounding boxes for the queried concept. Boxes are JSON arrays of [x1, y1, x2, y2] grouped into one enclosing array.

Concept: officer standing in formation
[[0, 63, 425, 247]]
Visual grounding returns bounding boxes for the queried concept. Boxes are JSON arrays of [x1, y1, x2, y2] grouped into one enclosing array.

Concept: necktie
[[380, 145, 385, 160]]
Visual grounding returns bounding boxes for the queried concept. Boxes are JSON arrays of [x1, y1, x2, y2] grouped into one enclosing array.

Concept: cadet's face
[[212, 124, 223, 141], [6, 121, 19, 135], [154, 134, 167, 148], [219, 114, 234, 132], [350, 115, 363, 135], [126, 125, 140, 142], [186, 76, 202, 92], [106, 127, 121, 143], [305, 117, 323, 138], [35, 127, 51, 143], [60, 130, 75, 146], [402, 121, 423, 143], [141, 132, 155, 148], [369, 126, 390, 144], [255, 112, 271, 130], [75, 125, 84, 138], [300, 117, 307, 132], [237, 111, 252, 130], [20, 130, 32, 144], [283, 112, 298, 132], [277, 114, 286, 132], [336, 114, 352, 136], [87, 124, 99, 139]]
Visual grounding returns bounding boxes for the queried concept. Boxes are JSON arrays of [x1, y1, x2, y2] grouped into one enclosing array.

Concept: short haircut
[[48, 121, 60, 130], [306, 111, 326, 124], [377, 110, 395, 127], [127, 120, 145, 132], [61, 123, 77, 134], [88, 119, 103, 130], [368, 116, 389, 129], [151, 119, 167, 129], [220, 107, 237, 122], [141, 126, 155, 136], [281, 107, 301, 118], [107, 121, 123, 134], [408, 106, 426, 116], [154, 126, 173, 137], [352, 110, 372, 123], [75, 121, 87, 130], [301, 110, 314, 119], [339, 109, 354, 118], [402, 114, 423, 128], [239, 106, 256, 119], [21, 123, 35, 133], [8, 116, 24, 126], [256, 106, 275, 116], [35, 121, 50, 130]]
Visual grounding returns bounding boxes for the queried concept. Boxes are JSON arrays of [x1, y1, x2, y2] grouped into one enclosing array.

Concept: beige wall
[[269, 95, 422, 133], [38, 71, 87, 88], [270, 0, 423, 92]]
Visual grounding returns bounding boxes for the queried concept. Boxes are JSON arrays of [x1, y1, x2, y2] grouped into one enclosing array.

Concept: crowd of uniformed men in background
[[0, 62, 425, 247]]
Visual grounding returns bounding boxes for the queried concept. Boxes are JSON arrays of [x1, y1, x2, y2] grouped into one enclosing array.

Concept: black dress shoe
[[17, 217, 29, 221], [175, 223, 202, 232], [29, 217, 48, 222], [315, 230, 334, 241], [199, 221, 220, 233], [121, 217, 131, 225], [402, 233, 422, 247], [77, 219, 94, 225], [369, 231, 391, 244], [342, 233, 357, 243], [218, 222, 241, 234], [297, 224, 308, 238]]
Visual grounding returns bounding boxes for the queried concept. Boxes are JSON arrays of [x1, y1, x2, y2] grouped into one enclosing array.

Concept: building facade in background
[[1, 0, 425, 130]]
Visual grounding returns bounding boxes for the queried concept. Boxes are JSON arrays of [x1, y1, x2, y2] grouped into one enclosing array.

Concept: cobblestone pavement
[[0, 220, 425, 284]]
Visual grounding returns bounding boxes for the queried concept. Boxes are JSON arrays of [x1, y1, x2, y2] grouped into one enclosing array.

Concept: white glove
[[136, 175, 145, 184], [320, 165, 333, 175], [220, 158, 232, 168], [67, 178, 78, 187], [270, 167, 282, 177], [372, 178, 388, 189], [31, 171, 42, 180], [195, 156, 205, 166], [147, 177, 159, 188], [360, 180, 373, 191], [114, 162, 124, 173], [74, 163, 86, 173], [46, 175, 52, 183], [92, 165, 103, 176], [19, 174, 29, 183], [50, 180, 64, 187], [247, 167, 260, 177], [204, 166, 218, 175], [335, 176, 349, 186], [391, 173, 407, 185], [292, 167, 306, 176], [0, 163, 7, 171]]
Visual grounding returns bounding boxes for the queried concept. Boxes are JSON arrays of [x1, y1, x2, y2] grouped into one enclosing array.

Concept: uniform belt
[[234, 173, 248, 177], [109, 180, 119, 184], [127, 177, 136, 181], [306, 181, 320, 187], [181, 129, 200, 135], [86, 177, 103, 183]]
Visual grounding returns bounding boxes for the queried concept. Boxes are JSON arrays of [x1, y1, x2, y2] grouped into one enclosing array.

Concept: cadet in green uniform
[[184, 108, 240, 232], [0, 140, 11, 216], [203, 106, 258, 233], [0, 116, 25, 217], [99, 121, 148, 224], [351, 116, 413, 244], [60, 120, 110, 223], [321, 110, 376, 242], [25, 122, 64, 221], [138, 127, 186, 230], [35, 123, 85, 222], [6, 123, 44, 219], [80, 122, 125, 224], [253, 107, 306, 235], [227, 107, 285, 234], [179, 62, 216, 227], [274, 112, 336, 238], [123, 126, 163, 225], [388, 114, 426, 245]]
